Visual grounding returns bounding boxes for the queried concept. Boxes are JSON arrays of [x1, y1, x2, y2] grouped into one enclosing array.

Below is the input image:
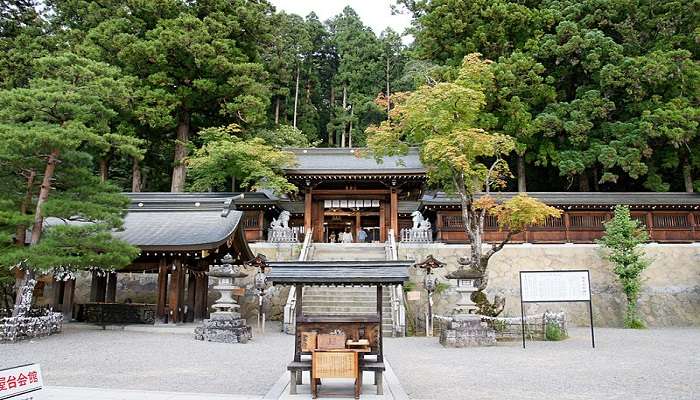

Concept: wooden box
[[317, 333, 346, 350], [301, 332, 317, 352]]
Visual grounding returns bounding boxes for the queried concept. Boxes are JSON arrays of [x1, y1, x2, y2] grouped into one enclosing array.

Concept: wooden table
[[311, 348, 370, 399]]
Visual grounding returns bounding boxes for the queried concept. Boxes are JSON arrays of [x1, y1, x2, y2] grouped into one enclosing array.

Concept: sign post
[[519, 270, 594, 349], [0, 363, 43, 400]]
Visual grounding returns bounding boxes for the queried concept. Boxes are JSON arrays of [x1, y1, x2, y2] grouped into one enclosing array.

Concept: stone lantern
[[445, 267, 483, 315], [246, 254, 269, 333], [194, 253, 252, 343]]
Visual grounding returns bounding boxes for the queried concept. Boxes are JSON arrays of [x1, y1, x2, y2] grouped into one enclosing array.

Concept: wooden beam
[[377, 285, 383, 362], [61, 279, 75, 319], [186, 270, 196, 322], [156, 258, 168, 319], [95, 274, 107, 303], [89, 271, 99, 302], [390, 189, 399, 235], [304, 188, 313, 232], [294, 284, 303, 362], [379, 201, 386, 242], [106, 272, 117, 302], [194, 269, 208, 321]]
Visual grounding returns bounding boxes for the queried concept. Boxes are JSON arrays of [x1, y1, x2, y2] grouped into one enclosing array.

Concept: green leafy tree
[[187, 124, 297, 194], [598, 205, 650, 328], [0, 53, 140, 318], [367, 54, 560, 316]]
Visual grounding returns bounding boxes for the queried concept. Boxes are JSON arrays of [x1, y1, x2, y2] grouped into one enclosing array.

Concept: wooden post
[[257, 210, 265, 241], [294, 284, 303, 362], [157, 258, 168, 319], [186, 270, 197, 322], [304, 189, 313, 233], [564, 212, 571, 243], [106, 272, 117, 303], [89, 270, 99, 302], [390, 189, 399, 235], [194, 270, 208, 321], [379, 201, 386, 241], [646, 212, 654, 241], [51, 277, 63, 309], [95, 274, 107, 303], [168, 258, 185, 323], [377, 284, 383, 362], [355, 212, 361, 243], [62, 279, 75, 319]]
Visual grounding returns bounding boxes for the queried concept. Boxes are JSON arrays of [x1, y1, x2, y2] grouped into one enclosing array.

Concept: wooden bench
[[360, 360, 385, 395]]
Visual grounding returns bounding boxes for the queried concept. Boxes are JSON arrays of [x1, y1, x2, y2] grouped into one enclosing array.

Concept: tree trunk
[[578, 173, 590, 192], [14, 169, 36, 246], [99, 157, 109, 183], [683, 155, 693, 192], [13, 149, 59, 318], [293, 65, 300, 129], [386, 56, 391, 116], [517, 154, 526, 192], [341, 85, 347, 148], [348, 108, 354, 148], [274, 97, 280, 125], [592, 167, 600, 192], [171, 110, 190, 192], [131, 157, 142, 192]]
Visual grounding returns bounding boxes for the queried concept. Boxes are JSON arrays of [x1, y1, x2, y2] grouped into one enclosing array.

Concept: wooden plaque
[[312, 351, 357, 379], [317, 333, 346, 350], [301, 332, 317, 352], [232, 287, 246, 296]]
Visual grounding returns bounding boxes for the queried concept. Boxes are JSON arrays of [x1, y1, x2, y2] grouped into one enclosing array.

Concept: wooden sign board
[[0, 363, 43, 400], [232, 287, 246, 297], [406, 291, 421, 301], [317, 334, 346, 350]]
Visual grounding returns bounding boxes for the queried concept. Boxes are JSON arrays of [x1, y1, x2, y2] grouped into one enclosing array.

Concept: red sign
[[0, 364, 43, 400]]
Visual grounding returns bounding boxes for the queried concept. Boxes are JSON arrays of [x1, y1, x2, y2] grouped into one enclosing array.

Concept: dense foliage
[[402, 0, 699, 192], [598, 205, 650, 328]]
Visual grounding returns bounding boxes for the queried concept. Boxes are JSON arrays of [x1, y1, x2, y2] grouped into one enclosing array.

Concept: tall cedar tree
[[0, 54, 140, 317]]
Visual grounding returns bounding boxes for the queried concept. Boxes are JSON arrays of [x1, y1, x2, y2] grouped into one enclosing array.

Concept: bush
[[545, 322, 566, 341]]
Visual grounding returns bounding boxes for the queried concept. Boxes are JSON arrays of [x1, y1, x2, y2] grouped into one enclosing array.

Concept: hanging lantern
[[424, 273, 438, 293]]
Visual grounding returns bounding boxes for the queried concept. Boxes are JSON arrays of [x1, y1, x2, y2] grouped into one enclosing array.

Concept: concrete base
[[194, 314, 252, 343], [438, 315, 497, 347]]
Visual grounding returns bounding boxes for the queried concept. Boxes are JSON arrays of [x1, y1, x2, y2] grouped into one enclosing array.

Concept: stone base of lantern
[[194, 313, 252, 344], [437, 314, 496, 347]]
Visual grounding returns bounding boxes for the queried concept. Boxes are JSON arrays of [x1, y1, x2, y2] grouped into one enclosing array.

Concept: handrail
[[387, 229, 405, 336], [283, 228, 313, 334]]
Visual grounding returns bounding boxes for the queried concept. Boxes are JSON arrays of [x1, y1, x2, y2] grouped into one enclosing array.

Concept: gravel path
[[1, 323, 294, 396], [384, 327, 700, 400]]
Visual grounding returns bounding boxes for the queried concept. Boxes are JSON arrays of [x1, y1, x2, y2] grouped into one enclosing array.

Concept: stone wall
[[398, 243, 700, 327]]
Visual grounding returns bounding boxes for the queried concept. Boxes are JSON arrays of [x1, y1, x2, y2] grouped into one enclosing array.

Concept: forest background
[[0, 0, 698, 194]]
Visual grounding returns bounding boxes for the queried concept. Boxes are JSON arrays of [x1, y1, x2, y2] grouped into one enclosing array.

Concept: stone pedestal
[[437, 315, 496, 347], [194, 314, 252, 343]]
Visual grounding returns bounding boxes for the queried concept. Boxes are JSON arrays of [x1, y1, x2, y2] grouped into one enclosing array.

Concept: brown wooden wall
[[434, 210, 700, 243]]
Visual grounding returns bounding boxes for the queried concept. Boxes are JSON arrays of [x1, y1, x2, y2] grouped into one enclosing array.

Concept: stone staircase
[[304, 243, 395, 337]]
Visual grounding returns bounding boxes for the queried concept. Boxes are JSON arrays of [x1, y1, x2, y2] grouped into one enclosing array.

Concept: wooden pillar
[[377, 285, 383, 362], [646, 212, 654, 241], [186, 270, 196, 322], [156, 258, 168, 319], [390, 189, 399, 235], [89, 271, 99, 302], [194, 269, 209, 321], [257, 210, 265, 241], [106, 272, 117, 303], [51, 277, 63, 309], [168, 258, 185, 323], [61, 279, 75, 319], [563, 212, 571, 243], [294, 284, 303, 362], [304, 189, 312, 233], [313, 201, 325, 242], [379, 201, 386, 241], [355, 212, 361, 243]]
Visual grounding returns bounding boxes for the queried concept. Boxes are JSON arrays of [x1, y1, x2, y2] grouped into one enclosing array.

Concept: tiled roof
[[284, 148, 425, 175], [267, 260, 413, 285]]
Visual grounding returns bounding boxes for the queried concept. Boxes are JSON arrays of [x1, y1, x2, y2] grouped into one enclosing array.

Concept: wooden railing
[[432, 210, 699, 243]]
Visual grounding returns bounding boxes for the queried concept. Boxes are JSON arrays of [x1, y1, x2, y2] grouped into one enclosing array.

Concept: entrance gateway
[[283, 148, 426, 243]]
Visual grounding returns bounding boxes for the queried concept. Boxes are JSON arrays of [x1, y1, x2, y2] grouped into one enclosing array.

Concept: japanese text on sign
[[520, 271, 590, 302], [0, 364, 43, 400]]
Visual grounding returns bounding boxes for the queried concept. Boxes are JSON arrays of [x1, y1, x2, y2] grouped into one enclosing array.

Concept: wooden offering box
[[317, 333, 346, 350]]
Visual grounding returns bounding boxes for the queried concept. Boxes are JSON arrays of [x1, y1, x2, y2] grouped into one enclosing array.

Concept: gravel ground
[[1, 322, 294, 396], [384, 327, 700, 400]]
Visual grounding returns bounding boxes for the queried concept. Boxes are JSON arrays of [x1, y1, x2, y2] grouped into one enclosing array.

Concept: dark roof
[[284, 148, 425, 175], [279, 201, 305, 214], [124, 192, 276, 211], [421, 192, 700, 207], [398, 201, 420, 214], [267, 260, 413, 285]]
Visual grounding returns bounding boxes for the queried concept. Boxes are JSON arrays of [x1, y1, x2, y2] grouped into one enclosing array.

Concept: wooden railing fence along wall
[[433, 210, 700, 243]]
